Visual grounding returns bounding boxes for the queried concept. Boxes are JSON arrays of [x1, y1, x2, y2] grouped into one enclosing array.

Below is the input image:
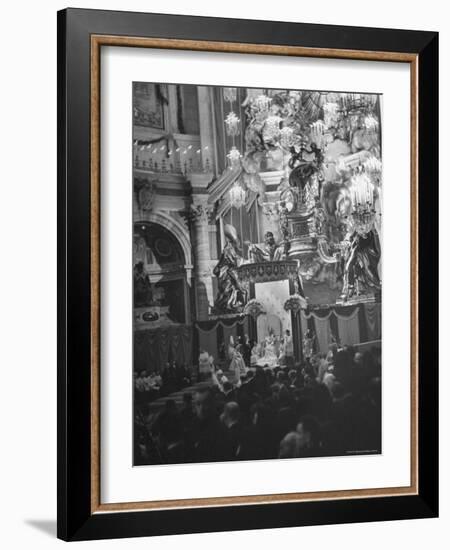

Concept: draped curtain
[[299, 304, 379, 353], [181, 326, 193, 364], [337, 310, 360, 346], [133, 326, 193, 373], [313, 316, 332, 352], [195, 317, 246, 363], [364, 303, 382, 341], [198, 326, 219, 361]]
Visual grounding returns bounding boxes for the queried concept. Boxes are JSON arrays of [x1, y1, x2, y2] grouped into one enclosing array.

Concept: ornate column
[[190, 172, 215, 320]]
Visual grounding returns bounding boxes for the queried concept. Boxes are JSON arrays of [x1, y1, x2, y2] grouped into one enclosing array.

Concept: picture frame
[[57, 8, 438, 541]]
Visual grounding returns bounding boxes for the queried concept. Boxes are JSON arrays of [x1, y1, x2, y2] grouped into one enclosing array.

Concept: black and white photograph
[[0, 0, 442, 546], [133, 83, 383, 466]]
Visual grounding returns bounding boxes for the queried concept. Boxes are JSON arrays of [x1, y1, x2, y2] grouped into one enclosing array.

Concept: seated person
[[249, 231, 284, 263]]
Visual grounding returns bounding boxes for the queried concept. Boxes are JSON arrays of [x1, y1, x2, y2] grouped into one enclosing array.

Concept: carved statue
[[340, 229, 381, 301], [213, 225, 247, 313], [133, 261, 153, 307], [248, 231, 286, 263]]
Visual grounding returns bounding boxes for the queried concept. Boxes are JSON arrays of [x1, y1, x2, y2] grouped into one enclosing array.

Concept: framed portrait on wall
[[57, 8, 438, 541]]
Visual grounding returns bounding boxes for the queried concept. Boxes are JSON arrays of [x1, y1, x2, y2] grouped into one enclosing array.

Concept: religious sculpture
[[213, 224, 247, 313], [340, 228, 381, 301], [248, 231, 286, 263], [133, 261, 153, 307]]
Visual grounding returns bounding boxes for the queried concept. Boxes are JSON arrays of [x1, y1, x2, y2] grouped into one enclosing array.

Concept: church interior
[[133, 82, 382, 465]]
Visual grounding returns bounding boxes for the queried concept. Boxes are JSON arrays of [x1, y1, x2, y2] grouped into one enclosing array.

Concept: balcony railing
[[133, 133, 213, 175]]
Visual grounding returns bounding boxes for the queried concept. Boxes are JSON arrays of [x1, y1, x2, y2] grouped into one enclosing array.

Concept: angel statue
[[213, 224, 247, 313]]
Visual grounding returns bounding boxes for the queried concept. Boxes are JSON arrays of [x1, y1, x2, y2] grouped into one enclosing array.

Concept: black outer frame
[[57, 8, 439, 542]]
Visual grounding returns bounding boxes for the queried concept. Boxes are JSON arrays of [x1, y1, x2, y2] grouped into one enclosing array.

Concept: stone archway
[[134, 220, 191, 326], [135, 210, 192, 271], [133, 220, 194, 375]]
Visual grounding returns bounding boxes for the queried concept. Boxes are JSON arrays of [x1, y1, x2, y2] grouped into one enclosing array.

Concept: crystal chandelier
[[227, 146, 242, 167], [363, 155, 382, 173], [349, 172, 377, 236], [229, 180, 246, 209], [225, 112, 241, 137]]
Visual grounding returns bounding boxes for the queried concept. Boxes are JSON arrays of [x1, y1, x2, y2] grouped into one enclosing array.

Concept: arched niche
[[135, 210, 192, 270], [133, 220, 191, 325]]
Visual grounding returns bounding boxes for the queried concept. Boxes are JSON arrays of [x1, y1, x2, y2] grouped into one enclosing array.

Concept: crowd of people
[[250, 330, 295, 368], [134, 361, 192, 405], [134, 343, 382, 465]]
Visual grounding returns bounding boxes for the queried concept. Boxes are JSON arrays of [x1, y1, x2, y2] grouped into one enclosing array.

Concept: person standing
[[241, 334, 251, 367], [284, 329, 294, 368]]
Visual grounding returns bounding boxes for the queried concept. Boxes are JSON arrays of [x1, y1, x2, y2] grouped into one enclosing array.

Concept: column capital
[[190, 202, 213, 224], [190, 172, 214, 192]]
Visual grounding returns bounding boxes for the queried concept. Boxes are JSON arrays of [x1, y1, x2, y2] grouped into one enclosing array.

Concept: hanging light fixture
[[363, 155, 382, 173], [225, 112, 241, 137], [348, 172, 377, 236], [350, 172, 374, 206], [226, 146, 242, 168]]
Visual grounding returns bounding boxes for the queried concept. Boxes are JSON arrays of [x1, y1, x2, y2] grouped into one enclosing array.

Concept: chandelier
[[229, 180, 246, 209], [225, 112, 241, 137], [363, 155, 382, 173], [349, 172, 377, 236], [227, 146, 242, 167]]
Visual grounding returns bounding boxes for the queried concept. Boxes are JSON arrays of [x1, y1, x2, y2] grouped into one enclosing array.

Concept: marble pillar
[[190, 172, 215, 320]]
